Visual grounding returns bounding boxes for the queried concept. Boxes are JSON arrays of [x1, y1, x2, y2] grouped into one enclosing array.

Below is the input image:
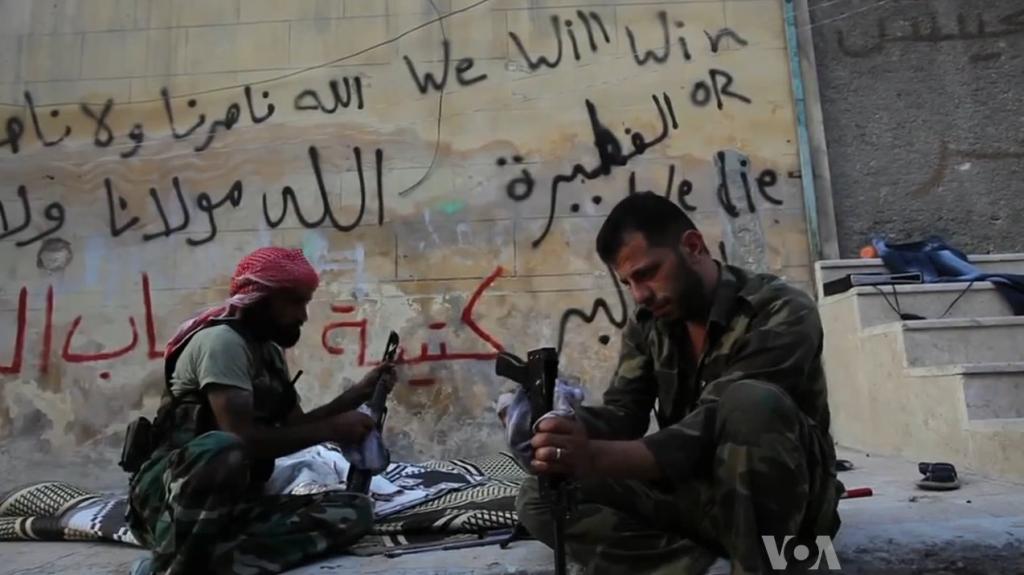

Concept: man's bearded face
[[613, 232, 711, 322], [253, 289, 312, 348]]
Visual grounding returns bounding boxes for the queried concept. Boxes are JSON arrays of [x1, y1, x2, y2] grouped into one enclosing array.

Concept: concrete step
[[814, 253, 1024, 300], [907, 363, 1024, 420], [864, 317, 1024, 368], [825, 282, 1013, 329], [969, 416, 1024, 431]]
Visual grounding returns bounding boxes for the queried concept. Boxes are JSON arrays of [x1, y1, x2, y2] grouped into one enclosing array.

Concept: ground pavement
[[3, 443, 1023, 574]]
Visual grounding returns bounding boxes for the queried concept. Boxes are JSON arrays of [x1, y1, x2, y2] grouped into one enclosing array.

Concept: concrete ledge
[[860, 315, 1024, 337], [816, 253, 1024, 276], [907, 362, 1024, 377], [968, 417, 1024, 431], [818, 253, 1024, 267], [899, 316, 1024, 330]]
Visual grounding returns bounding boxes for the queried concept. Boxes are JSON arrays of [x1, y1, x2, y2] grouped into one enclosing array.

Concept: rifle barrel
[[553, 510, 567, 575]]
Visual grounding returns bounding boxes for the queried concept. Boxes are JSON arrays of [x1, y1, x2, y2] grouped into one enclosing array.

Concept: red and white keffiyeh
[[165, 247, 319, 358]]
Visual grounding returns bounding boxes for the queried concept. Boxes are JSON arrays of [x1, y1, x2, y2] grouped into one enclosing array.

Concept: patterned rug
[[0, 452, 527, 556]]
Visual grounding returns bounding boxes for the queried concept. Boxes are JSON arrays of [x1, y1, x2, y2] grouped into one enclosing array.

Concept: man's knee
[[516, 476, 555, 545], [322, 492, 375, 540], [717, 380, 801, 444], [180, 431, 251, 492]]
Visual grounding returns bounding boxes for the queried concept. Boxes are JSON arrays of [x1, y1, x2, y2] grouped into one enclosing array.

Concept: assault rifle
[[346, 330, 400, 495], [495, 347, 569, 575]]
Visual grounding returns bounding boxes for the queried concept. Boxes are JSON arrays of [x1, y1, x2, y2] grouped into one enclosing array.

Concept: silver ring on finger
[[555, 447, 563, 461]]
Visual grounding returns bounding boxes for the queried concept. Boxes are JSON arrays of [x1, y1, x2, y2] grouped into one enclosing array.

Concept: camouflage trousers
[[517, 380, 843, 575], [128, 431, 373, 575]]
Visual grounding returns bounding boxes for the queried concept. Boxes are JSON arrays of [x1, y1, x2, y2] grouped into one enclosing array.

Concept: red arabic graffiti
[[142, 273, 164, 360], [321, 266, 506, 375], [2, 267, 507, 382], [0, 288, 27, 375], [39, 286, 53, 374], [1, 274, 162, 376], [321, 304, 367, 365], [61, 315, 139, 362]]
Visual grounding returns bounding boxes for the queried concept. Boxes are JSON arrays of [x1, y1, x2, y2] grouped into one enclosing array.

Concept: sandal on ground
[[917, 462, 960, 490]]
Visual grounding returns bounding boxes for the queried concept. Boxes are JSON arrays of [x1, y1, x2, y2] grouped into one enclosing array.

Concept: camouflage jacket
[[578, 263, 835, 483]]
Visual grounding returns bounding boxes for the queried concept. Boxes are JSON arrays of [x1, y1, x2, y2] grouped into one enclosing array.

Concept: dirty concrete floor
[[3, 444, 1024, 574]]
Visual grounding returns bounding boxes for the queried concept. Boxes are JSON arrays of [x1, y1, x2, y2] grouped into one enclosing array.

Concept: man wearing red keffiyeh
[[126, 247, 395, 575]]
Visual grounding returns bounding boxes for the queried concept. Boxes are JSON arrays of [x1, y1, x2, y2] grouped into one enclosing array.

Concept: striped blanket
[[0, 451, 526, 556]]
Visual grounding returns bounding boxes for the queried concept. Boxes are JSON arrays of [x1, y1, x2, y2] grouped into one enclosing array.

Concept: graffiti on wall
[[833, 6, 1024, 60], [1, 267, 506, 387], [0, 1, 806, 451]]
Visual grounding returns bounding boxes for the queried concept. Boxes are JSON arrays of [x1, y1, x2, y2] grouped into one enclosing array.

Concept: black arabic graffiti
[[194, 103, 241, 153], [498, 93, 678, 247], [295, 76, 365, 112], [0, 115, 25, 154], [24, 92, 70, 147], [189, 181, 244, 246], [0, 83, 279, 158], [262, 146, 385, 231], [557, 263, 629, 353], [161, 89, 206, 141], [0, 185, 66, 247], [244, 86, 276, 124], [835, 7, 1024, 58], [10, 144, 389, 249], [80, 98, 115, 148], [104, 177, 244, 244]]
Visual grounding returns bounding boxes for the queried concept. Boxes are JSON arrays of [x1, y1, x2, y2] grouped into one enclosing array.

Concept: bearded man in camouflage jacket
[[517, 192, 844, 574]]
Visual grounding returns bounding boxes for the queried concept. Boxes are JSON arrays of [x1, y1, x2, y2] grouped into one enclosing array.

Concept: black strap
[[872, 281, 978, 322], [153, 320, 250, 441], [158, 320, 298, 429]]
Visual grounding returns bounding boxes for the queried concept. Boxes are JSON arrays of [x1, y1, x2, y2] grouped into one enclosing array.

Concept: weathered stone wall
[[809, 0, 1024, 256], [0, 0, 810, 460]]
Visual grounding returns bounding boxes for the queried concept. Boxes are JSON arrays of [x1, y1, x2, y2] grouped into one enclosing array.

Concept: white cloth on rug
[[265, 444, 482, 518]]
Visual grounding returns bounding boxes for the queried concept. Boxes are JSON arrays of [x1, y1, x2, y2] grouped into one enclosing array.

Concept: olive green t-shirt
[[169, 323, 297, 428]]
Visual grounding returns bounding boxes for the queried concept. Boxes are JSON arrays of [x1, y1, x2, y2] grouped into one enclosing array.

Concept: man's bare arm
[[206, 385, 372, 460], [287, 364, 396, 426], [287, 390, 360, 426]]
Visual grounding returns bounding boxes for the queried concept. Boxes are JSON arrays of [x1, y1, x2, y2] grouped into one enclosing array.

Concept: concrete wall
[[0, 0, 809, 460], [809, 0, 1024, 256]]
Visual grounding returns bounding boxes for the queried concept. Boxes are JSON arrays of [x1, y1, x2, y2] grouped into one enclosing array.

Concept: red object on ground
[[859, 245, 878, 258], [841, 487, 874, 499]]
